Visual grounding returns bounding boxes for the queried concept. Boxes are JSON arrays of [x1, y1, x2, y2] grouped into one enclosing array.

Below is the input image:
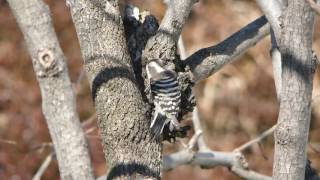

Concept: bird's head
[[146, 59, 176, 81]]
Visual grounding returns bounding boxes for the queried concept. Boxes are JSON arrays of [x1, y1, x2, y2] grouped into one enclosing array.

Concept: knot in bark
[[35, 48, 63, 77], [38, 49, 54, 70]]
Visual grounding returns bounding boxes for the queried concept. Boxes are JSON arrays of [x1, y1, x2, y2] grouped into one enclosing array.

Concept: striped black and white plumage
[[146, 60, 181, 139]]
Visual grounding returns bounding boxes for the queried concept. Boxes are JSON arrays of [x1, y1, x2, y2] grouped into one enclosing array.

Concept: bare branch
[[234, 94, 320, 152], [0, 139, 18, 146], [255, 0, 283, 39], [255, 0, 284, 100], [273, 1, 315, 178], [191, 107, 207, 151], [163, 107, 271, 180], [31, 142, 53, 152], [73, 68, 86, 95], [143, 0, 197, 65], [270, 39, 282, 100], [306, 0, 320, 15], [184, 16, 270, 81], [163, 149, 272, 180], [308, 143, 320, 154], [191, 107, 202, 135], [178, 35, 187, 60], [33, 152, 55, 180], [234, 125, 276, 152], [187, 132, 201, 150], [162, 148, 195, 171], [81, 113, 97, 128], [7, 0, 94, 179], [160, 0, 197, 41]]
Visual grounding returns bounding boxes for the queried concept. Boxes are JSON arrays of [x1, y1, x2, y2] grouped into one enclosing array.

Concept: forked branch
[[163, 108, 272, 180]]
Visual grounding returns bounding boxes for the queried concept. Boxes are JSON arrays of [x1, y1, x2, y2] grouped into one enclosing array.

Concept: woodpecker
[[146, 60, 181, 139]]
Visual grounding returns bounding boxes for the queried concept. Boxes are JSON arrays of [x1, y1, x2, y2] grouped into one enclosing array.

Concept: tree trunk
[[7, 0, 94, 179], [67, 0, 161, 179], [273, 1, 315, 179]]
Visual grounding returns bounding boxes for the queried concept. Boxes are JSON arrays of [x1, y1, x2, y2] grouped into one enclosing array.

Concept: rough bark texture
[[67, 0, 161, 179], [184, 16, 270, 81], [142, 0, 197, 67], [273, 1, 315, 179], [7, 0, 94, 179]]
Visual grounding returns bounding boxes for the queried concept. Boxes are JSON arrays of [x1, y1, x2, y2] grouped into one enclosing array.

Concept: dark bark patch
[[107, 162, 160, 180], [281, 52, 314, 83], [183, 16, 268, 78], [91, 66, 136, 102]]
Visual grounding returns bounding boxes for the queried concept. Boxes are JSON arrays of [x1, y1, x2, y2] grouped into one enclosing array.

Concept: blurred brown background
[[0, 0, 320, 179]]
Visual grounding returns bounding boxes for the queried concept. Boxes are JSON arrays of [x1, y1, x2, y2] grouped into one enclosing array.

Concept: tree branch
[[306, 0, 320, 15], [33, 152, 55, 180], [184, 16, 270, 81], [163, 108, 272, 180], [234, 125, 276, 152], [178, 36, 187, 60], [270, 37, 282, 100], [142, 0, 197, 66], [273, 1, 315, 179], [255, 0, 284, 100], [7, 0, 94, 179], [255, 0, 282, 40], [67, 0, 161, 179]]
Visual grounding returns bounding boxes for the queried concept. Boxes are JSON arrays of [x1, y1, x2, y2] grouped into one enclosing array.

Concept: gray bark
[[142, 0, 197, 66], [163, 107, 272, 180], [67, 0, 161, 179], [183, 16, 270, 81], [255, 0, 283, 99], [273, 1, 315, 179], [7, 0, 94, 179], [270, 34, 282, 100], [307, 0, 320, 15], [256, 0, 282, 40]]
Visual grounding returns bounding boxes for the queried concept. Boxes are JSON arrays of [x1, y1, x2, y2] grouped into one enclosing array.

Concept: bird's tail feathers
[[150, 113, 167, 140], [169, 117, 180, 131]]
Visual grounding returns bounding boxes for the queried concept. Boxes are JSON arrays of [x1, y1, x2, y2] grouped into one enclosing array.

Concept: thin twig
[[32, 152, 55, 180], [84, 126, 97, 135], [234, 125, 276, 152], [74, 68, 86, 95], [191, 107, 202, 135], [81, 113, 97, 128], [309, 142, 320, 154], [0, 139, 18, 146], [187, 131, 201, 150], [232, 93, 320, 153], [31, 142, 53, 153], [306, 0, 320, 15], [163, 107, 272, 179]]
